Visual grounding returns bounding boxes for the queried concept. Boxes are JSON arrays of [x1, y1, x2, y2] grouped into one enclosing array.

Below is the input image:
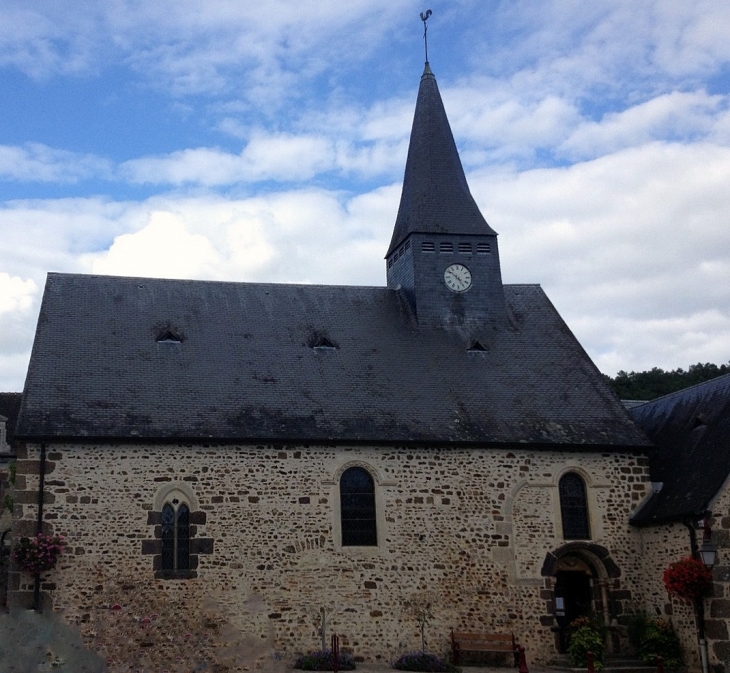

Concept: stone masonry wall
[[708, 481, 730, 670], [10, 442, 649, 670], [637, 524, 698, 669], [637, 476, 730, 673]]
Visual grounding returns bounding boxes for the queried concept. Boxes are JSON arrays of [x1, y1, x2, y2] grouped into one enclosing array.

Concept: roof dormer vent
[[155, 324, 183, 344], [308, 332, 338, 350], [692, 414, 708, 430], [467, 341, 487, 353]]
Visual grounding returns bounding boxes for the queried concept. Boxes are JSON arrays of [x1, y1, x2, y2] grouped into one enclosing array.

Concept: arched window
[[559, 473, 590, 540], [340, 467, 377, 546], [161, 502, 190, 571]]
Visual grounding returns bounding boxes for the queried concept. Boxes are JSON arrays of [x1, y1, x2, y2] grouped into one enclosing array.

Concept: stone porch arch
[[540, 543, 623, 653], [541, 542, 621, 579]]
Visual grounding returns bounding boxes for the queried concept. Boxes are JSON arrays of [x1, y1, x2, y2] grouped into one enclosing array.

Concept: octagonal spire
[[386, 63, 496, 257]]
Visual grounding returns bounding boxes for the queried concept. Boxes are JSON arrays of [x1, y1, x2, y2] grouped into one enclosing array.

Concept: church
[[7, 61, 729, 671]]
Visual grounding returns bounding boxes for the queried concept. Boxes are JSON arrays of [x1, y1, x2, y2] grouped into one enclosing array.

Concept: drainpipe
[[684, 520, 709, 673], [33, 441, 46, 612]]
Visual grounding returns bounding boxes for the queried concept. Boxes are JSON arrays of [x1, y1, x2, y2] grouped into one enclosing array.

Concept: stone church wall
[[707, 481, 730, 669], [667, 478, 730, 671], [636, 523, 699, 669], [10, 442, 649, 669], [636, 486, 730, 673]]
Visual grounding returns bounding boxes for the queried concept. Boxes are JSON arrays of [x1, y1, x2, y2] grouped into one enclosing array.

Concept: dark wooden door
[[554, 571, 592, 652]]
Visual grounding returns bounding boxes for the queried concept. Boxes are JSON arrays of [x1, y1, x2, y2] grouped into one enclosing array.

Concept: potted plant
[[566, 617, 605, 670], [663, 556, 712, 602], [12, 532, 66, 574]]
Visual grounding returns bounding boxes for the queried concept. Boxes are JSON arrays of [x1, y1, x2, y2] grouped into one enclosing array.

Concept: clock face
[[444, 264, 472, 292]]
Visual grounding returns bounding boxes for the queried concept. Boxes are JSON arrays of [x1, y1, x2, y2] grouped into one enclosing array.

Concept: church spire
[[386, 63, 497, 257], [385, 60, 506, 330]]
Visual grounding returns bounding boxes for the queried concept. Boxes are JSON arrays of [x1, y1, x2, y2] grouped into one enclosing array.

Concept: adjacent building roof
[[630, 374, 730, 526], [16, 272, 648, 448], [0, 392, 22, 446], [386, 63, 497, 257]]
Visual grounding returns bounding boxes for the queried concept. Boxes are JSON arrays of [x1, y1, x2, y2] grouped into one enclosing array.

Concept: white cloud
[[0, 4, 102, 78], [0, 273, 36, 317], [471, 140, 730, 374], [578, 310, 730, 377], [240, 134, 336, 182], [0, 273, 38, 391], [90, 211, 220, 279], [444, 82, 582, 163], [120, 133, 336, 185], [120, 130, 411, 186], [76, 187, 399, 289], [120, 148, 247, 187], [560, 91, 725, 160], [479, 1, 730, 99], [0, 144, 112, 183], [0, 0, 412, 97]]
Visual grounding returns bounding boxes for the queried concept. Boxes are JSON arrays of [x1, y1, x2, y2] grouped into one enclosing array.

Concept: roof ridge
[[47, 272, 395, 292]]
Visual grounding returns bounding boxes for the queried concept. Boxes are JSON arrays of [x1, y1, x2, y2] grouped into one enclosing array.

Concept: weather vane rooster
[[421, 9, 432, 62]]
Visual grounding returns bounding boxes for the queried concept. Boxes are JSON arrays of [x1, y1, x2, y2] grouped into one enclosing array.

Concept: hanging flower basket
[[12, 532, 66, 574], [663, 556, 712, 602]]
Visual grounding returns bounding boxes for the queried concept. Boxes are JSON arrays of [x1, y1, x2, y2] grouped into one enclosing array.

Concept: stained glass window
[[161, 502, 191, 571], [340, 467, 377, 546], [559, 473, 590, 540]]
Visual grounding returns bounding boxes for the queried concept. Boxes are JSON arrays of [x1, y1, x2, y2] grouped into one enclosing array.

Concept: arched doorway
[[541, 543, 621, 654], [553, 556, 594, 651]]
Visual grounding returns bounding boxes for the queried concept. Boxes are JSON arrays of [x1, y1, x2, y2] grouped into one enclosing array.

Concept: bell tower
[[386, 62, 507, 330]]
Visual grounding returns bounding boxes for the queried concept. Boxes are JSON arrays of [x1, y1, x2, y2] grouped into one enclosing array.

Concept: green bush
[[626, 612, 652, 651], [625, 612, 683, 667], [567, 625, 604, 670], [638, 620, 683, 667]]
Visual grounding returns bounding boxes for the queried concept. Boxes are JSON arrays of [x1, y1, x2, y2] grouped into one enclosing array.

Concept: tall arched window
[[340, 467, 377, 546], [161, 502, 190, 571], [559, 473, 590, 540]]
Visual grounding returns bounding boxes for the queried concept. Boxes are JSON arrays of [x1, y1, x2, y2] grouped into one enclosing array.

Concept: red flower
[[11, 533, 66, 574], [663, 557, 712, 601]]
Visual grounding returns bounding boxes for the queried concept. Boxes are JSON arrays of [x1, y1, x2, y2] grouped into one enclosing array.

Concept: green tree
[[604, 362, 730, 400]]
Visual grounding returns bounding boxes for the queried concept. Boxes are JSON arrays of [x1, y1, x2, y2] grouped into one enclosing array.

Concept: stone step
[[547, 663, 684, 673]]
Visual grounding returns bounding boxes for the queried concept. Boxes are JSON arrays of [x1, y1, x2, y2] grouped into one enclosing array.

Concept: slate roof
[[16, 272, 649, 448], [0, 392, 21, 447], [630, 374, 730, 526], [386, 63, 497, 257]]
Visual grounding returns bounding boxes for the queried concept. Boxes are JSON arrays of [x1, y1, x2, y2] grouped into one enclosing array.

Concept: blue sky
[[2, 0, 730, 390]]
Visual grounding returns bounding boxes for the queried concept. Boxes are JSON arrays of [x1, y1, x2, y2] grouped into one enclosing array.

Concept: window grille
[[340, 467, 377, 546], [458, 243, 472, 254], [422, 242, 435, 252], [559, 473, 590, 540], [440, 242, 453, 253], [477, 243, 491, 254]]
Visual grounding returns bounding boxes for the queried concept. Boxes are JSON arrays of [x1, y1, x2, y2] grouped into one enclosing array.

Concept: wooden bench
[[451, 630, 518, 666]]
